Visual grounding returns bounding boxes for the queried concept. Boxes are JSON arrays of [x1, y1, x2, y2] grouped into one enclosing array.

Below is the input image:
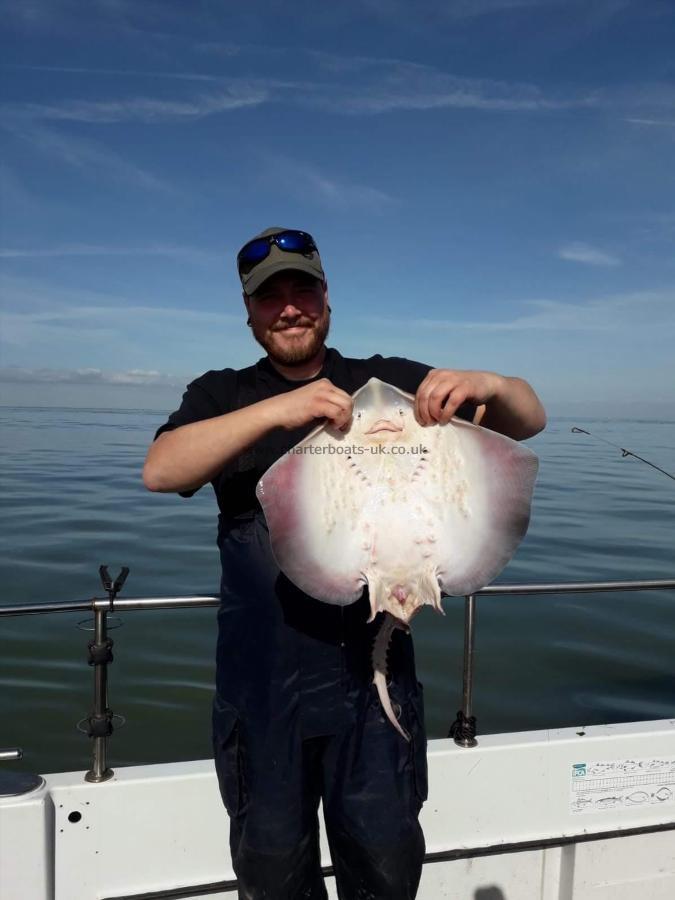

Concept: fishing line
[[571, 427, 675, 482]]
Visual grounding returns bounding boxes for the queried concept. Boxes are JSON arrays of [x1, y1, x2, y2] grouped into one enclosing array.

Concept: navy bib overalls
[[157, 349, 476, 899]]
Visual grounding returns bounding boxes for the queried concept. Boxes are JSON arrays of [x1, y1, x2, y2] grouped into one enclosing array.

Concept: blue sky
[[1, 0, 674, 415]]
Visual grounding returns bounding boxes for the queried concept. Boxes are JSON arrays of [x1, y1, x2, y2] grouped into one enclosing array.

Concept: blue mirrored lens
[[276, 232, 312, 252], [241, 238, 271, 264]]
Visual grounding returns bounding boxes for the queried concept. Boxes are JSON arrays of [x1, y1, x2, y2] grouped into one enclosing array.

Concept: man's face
[[245, 271, 330, 367]]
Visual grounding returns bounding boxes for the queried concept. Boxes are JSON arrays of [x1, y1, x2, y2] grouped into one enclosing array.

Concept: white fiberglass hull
[[2, 718, 674, 900], [0, 720, 675, 900]]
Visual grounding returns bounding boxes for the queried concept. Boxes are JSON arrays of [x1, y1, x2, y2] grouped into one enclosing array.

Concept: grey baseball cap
[[237, 226, 325, 296]]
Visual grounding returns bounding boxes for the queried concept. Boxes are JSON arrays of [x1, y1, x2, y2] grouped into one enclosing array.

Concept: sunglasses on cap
[[237, 230, 318, 275]]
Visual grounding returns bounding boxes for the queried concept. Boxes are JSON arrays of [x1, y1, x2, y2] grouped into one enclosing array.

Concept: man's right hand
[[143, 378, 353, 494], [270, 378, 353, 432]]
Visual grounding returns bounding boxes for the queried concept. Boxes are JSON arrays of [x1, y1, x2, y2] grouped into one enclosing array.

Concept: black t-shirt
[[156, 347, 476, 523], [156, 348, 476, 720]]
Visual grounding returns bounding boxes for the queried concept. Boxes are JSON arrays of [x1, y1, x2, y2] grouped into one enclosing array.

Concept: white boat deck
[[2, 717, 674, 900]]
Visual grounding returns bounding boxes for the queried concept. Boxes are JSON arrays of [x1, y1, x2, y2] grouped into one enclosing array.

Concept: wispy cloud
[[11, 48, 675, 124], [304, 56, 593, 113], [360, 288, 674, 334], [193, 42, 242, 56], [482, 290, 672, 332], [1, 0, 630, 34], [0, 366, 186, 386], [2, 56, 596, 125], [259, 153, 396, 212], [357, 0, 631, 23], [3, 63, 221, 82], [0, 271, 240, 335], [0, 0, 205, 35], [0, 243, 220, 263], [558, 242, 621, 267], [10, 52, 675, 126], [626, 117, 675, 128], [0, 272, 254, 373], [3, 122, 172, 192], [437, 0, 566, 17], [0, 300, 241, 349], [4, 86, 268, 124]]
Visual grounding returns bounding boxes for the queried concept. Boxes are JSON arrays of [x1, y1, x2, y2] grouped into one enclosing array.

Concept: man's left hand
[[415, 369, 503, 426]]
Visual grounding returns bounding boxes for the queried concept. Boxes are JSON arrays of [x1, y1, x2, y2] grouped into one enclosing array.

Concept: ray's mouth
[[364, 419, 403, 435]]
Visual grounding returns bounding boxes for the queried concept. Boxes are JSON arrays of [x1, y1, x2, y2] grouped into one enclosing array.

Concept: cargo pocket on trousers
[[212, 697, 248, 817], [408, 687, 428, 804]]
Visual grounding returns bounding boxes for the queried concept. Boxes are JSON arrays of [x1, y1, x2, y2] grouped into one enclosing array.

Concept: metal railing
[[1, 575, 674, 782]]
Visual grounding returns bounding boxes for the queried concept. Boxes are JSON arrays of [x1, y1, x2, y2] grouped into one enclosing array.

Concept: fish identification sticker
[[570, 756, 675, 814]]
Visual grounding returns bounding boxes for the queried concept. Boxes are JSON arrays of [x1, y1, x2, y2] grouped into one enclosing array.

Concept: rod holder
[[82, 566, 128, 783], [449, 594, 478, 748]]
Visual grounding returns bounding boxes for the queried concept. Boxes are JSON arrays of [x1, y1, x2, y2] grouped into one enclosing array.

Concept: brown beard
[[251, 307, 331, 367]]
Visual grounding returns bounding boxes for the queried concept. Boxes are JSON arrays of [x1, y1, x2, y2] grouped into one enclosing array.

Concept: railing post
[[449, 593, 478, 747]]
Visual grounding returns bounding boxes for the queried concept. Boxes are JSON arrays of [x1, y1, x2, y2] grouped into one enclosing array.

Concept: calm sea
[[1, 406, 674, 776]]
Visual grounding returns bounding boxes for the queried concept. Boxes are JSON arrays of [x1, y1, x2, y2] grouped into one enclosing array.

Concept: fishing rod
[[571, 427, 675, 482]]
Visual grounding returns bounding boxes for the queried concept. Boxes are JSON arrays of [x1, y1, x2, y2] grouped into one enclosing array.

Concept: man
[[143, 227, 546, 899]]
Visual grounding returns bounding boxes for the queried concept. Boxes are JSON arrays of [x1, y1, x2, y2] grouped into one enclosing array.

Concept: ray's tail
[[371, 612, 411, 742]]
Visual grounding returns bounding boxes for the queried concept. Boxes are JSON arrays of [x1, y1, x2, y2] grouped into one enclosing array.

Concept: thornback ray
[[256, 378, 539, 738]]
